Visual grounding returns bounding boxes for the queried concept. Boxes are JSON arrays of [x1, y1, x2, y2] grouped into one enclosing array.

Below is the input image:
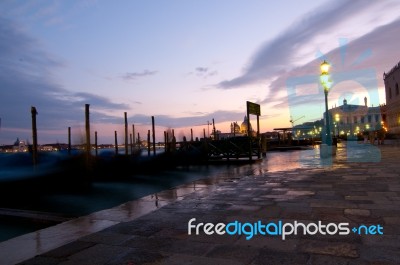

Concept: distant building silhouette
[[13, 138, 28, 152], [240, 115, 253, 134], [325, 98, 383, 137], [218, 115, 256, 139], [383, 61, 400, 134], [230, 122, 240, 134]]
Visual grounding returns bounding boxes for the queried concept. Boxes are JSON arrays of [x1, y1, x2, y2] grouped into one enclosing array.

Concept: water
[[0, 157, 247, 242]]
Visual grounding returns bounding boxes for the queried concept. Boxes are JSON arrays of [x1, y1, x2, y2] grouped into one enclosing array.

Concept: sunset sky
[[1, 0, 400, 144]]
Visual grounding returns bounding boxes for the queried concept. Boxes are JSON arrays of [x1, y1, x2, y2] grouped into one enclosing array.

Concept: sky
[[1, 0, 400, 145]]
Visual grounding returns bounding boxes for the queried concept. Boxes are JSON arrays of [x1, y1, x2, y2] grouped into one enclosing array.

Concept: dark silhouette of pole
[[212, 119, 216, 140], [247, 109, 252, 161], [130, 133, 133, 155], [68, 126, 71, 155], [114, 130, 118, 155], [95, 131, 98, 156], [124, 112, 128, 155], [31, 106, 38, 166], [132, 124, 135, 153], [85, 104, 91, 158], [190, 128, 193, 142], [324, 90, 332, 146], [147, 130, 151, 156], [164, 131, 167, 152], [151, 116, 156, 156]]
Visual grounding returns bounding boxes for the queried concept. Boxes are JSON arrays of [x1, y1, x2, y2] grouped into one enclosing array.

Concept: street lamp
[[320, 60, 332, 146], [335, 113, 340, 138]]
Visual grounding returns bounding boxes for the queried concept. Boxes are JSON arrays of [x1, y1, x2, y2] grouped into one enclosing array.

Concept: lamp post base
[[320, 144, 337, 158]]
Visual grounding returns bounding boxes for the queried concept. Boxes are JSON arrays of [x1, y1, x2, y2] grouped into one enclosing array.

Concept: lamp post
[[320, 60, 332, 146], [335, 113, 340, 138]]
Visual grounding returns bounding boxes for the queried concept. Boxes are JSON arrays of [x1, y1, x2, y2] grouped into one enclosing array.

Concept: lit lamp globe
[[320, 60, 332, 92], [320, 60, 330, 73]]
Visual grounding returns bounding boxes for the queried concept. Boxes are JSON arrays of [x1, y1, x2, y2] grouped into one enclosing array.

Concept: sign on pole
[[247, 101, 261, 116]]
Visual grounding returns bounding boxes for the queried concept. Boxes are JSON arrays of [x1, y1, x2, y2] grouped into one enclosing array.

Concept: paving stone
[[357, 245, 400, 264], [105, 248, 166, 265], [41, 240, 96, 259], [344, 209, 371, 217], [160, 239, 215, 256], [79, 231, 134, 246], [310, 200, 357, 209], [228, 205, 261, 212], [361, 235, 400, 248], [383, 216, 400, 225], [206, 244, 260, 264], [122, 235, 175, 250], [60, 244, 133, 265], [160, 253, 244, 265], [253, 206, 282, 219], [251, 249, 309, 265], [308, 254, 354, 265], [298, 240, 359, 258], [235, 236, 299, 252], [18, 256, 64, 265], [342, 175, 368, 181]]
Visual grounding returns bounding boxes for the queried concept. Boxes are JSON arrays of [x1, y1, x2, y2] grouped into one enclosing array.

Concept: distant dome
[[240, 116, 252, 133]]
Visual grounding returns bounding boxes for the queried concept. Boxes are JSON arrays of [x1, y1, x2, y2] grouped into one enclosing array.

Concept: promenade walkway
[[3, 141, 400, 264]]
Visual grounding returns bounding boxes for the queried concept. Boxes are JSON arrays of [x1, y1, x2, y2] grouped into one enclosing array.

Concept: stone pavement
[[12, 142, 400, 264]]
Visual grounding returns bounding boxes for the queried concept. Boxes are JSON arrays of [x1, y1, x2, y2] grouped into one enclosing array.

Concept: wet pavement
[[1, 141, 400, 264]]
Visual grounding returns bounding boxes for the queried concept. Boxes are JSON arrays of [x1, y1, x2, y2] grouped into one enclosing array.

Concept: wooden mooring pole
[[85, 104, 91, 159], [95, 131, 98, 156], [68, 126, 71, 155], [124, 112, 128, 156], [114, 131, 118, 155], [132, 124, 135, 154], [212, 119, 216, 140], [130, 133, 133, 155], [164, 131, 167, 152], [247, 108, 252, 161], [31, 106, 38, 166], [151, 116, 156, 156], [147, 130, 151, 156]]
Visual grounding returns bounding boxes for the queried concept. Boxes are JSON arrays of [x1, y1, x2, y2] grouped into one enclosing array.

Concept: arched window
[[396, 83, 399, 96]]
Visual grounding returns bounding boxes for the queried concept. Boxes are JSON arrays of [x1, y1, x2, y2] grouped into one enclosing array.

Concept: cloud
[[196, 67, 208, 72], [121, 70, 158, 81], [0, 16, 128, 143], [194, 66, 218, 79], [217, 0, 400, 89]]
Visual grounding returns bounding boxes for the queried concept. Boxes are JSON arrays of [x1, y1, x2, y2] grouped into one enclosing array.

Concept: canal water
[[0, 145, 345, 242]]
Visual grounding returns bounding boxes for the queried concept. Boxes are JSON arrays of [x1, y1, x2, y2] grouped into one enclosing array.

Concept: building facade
[[383, 61, 400, 134], [326, 98, 383, 137]]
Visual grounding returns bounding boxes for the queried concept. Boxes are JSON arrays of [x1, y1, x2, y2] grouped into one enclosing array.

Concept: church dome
[[240, 116, 252, 133]]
